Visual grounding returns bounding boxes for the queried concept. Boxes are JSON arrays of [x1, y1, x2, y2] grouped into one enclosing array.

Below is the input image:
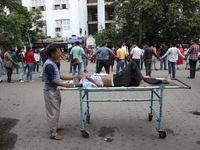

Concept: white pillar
[[97, 0, 105, 32]]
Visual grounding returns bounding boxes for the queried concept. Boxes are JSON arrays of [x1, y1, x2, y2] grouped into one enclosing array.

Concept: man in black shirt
[[143, 43, 160, 77]]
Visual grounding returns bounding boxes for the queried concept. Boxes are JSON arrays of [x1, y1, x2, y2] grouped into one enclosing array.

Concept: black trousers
[[113, 60, 162, 87], [189, 59, 197, 78], [96, 59, 110, 74], [132, 59, 141, 70]]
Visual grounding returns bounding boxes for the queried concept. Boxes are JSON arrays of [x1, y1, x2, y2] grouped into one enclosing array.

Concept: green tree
[[0, 0, 46, 48], [95, 0, 200, 46], [0, 0, 31, 47]]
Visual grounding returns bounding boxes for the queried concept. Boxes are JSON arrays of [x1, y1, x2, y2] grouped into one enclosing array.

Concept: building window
[[32, 7, 36, 10], [54, 5, 60, 10], [88, 6, 97, 21], [39, 6, 45, 11], [88, 24, 97, 35], [62, 4, 66, 9], [55, 19, 70, 31], [55, 27, 61, 32], [11, 0, 22, 3], [105, 5, 114, 21]]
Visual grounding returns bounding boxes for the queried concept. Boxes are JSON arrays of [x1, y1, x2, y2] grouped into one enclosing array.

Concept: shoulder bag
[[71, 48, 81, 66]]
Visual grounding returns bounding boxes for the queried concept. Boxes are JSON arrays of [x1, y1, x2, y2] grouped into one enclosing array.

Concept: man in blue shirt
[[43, 44, 74, 140], [92, 42, 115, 74]]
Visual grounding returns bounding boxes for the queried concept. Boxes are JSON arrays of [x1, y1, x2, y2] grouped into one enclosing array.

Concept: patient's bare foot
[[139, 80, 153, 87], [162, 74, 171, 84]]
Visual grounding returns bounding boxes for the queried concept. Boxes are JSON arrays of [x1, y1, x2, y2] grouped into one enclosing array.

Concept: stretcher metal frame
[[60, 78, 191, 138]]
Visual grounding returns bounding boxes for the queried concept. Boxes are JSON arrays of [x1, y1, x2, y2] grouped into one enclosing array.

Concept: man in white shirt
[[130, 42, 142, 69], [121, 42, 129, 66], [161, 42, 185, 78]]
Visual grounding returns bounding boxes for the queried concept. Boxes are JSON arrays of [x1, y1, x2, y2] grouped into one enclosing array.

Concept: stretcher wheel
[[148, 114, 153, 121], [158, 131, 167, 138], [81, 130, 90, 138], [86, 115, 90, 124]]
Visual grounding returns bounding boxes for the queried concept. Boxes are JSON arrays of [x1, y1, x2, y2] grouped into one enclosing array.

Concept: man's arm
[[59, 49, 68, 61], [85, 75, 103, 87], [161, 49, 170, 58], [60, 75, 73, 80], [49, 79, 74, 88], [82, 53, 90, 60], [177, 49, 185, 59], [185, 46, 192, 58], [152, 49, 160, 59], [108, 49, 115, 57]]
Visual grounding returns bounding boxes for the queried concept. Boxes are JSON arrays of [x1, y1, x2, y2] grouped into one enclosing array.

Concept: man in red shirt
[[185, 39, 200, 79]]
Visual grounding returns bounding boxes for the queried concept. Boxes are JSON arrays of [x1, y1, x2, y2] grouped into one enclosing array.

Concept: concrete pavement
[[0, 60, 200, 150]]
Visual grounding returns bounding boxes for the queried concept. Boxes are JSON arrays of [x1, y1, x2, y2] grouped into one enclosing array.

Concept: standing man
[[70, 41, 90, 76], [39, 44, 49, 78], [143, 43, 160, 77], [161, 42, 185, 79], [68, 43, 75, 73], [121, 42, 129, 66], [130, 42, 142, 69], [82, 44, 90, 73], [185, 39, 200, 79], [42, 44, 74, 140], [151, 42, 159, 70], [159, 42, 169, 70], [116, 45, 127, 74], [92, 42, 115, 74]]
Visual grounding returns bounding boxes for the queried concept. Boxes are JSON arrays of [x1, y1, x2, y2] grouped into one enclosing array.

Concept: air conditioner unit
[[56, 32, 61, 37]]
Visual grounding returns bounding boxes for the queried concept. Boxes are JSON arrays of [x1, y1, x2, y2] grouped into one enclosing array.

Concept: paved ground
[[0, 60, 200, 150]]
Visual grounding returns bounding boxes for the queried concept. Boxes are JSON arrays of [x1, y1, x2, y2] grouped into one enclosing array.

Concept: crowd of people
[[0, 39, 200, 84], [86, 40, 200, 79]]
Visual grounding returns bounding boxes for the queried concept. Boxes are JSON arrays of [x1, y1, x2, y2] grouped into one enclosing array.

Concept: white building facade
[[21, 0, 88, 39], [20, 0, 113, 44]]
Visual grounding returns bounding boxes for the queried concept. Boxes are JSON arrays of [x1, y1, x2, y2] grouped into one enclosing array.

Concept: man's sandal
[[50, 135, 64, 140]]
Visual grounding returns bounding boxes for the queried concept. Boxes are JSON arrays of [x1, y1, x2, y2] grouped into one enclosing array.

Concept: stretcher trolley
[[60, 78, 191, 139]]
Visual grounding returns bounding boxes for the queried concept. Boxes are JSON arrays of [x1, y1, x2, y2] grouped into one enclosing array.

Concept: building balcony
[[88, 21, 98, 24], [87, 0, 97, 3]]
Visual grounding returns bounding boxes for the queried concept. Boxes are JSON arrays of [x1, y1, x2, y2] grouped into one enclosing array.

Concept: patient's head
[[76, 73, 85, 80]]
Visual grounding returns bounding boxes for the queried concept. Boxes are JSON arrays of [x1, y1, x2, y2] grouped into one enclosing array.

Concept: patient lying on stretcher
[[72, 61, 171, 88]]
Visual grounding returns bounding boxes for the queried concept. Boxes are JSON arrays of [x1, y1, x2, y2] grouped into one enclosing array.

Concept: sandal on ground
[[50, 135, 64, 140], [9, 81, 14, 83], [187, 76, 193, 79], [29, 80, 34, 83], [57, 127, 64, 132]]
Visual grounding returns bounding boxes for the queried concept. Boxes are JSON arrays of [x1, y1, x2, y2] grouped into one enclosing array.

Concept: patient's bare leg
[[139, 80, 153, 87], [162, 74, 171, 84]]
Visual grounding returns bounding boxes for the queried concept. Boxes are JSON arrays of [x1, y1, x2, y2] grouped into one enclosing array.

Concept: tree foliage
[[95, 0, 200, 46], [0, 0, 45, 48], [0, 0, 31, 47]]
